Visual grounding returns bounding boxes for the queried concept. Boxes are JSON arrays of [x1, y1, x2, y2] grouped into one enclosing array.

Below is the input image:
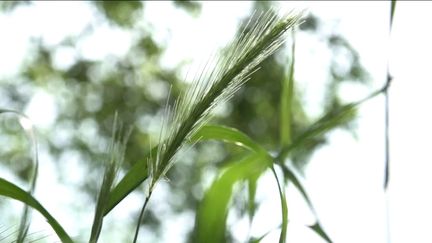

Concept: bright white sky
[[0, 1, 431, 243]]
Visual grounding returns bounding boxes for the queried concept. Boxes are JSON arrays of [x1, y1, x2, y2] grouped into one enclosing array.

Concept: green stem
[[133, 190, 153, 243]]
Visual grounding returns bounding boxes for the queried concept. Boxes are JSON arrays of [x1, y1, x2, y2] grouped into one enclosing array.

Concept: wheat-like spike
[[89, 113, 132, 243], [146, 11, 303, 190]]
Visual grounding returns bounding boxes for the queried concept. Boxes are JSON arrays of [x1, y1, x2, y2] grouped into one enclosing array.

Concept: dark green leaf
[[281, 165, 332, 243], [194, 152, 271, 243], [271, 166, 288, 243], [390, 0, 397, 28], [309, 223, 333, 243], [0, 178, 73, 243]]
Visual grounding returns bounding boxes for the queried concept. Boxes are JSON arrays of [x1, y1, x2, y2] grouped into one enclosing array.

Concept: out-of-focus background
[[0, 1, 431, 243]]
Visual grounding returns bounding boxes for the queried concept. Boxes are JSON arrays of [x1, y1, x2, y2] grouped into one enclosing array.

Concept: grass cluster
[[0, 6, 395, 243]]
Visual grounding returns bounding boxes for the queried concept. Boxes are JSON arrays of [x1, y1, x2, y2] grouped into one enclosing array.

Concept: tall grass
[[0, 5, 396, 243]]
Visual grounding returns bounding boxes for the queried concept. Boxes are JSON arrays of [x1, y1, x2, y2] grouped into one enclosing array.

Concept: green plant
[[0, 8, 392, 243]]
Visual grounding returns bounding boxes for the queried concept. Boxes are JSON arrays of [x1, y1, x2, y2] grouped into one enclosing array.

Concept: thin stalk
[[385, 2, 396, 243], [132, 191, 152, 243], [271, 165, 288, 243]]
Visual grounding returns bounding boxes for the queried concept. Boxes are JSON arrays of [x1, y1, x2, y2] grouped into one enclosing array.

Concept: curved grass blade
[[278, 103, 357, 161], [0, 178, 73, 243], [193, 125, 269, 226], [271, 166, 288, 243], [89, 115, 131, 243], [106, 124, 268, 214], [280, 164, 332, 243], [280, 29, 296, 148], [309, 223, 332, 243], [192, 124, 291, 243], [194, 152, 271, 243], [248, 229, 273, 243], [390, 0, 396, 28], [104, 158, 149, 215], [0, 109, 39, 243], [192, 125, 265, 153]]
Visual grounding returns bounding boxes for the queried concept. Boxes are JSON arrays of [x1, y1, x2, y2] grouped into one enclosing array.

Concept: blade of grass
[[384, 0, 396, 190], [271, 166, 288, 243], [280, 29, 295, 148], [0, 178, 73, 243], [278, 103, 357, 161], [191, 124, 292, 243], [309, 223, 333, 243], [247, 174, 258, 224], [191, 125, 265, 153], [390, 0, 396, 28], [105, 124, 264, 215], [0, 109, 39, 243], [193, 125, 269, 226], [89, 115, 131, 243], [194, 152, 271, 243], [280, 164, 332, 243], [248, 229, 273, 243]]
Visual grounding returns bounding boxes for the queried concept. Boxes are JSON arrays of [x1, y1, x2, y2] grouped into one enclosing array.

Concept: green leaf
[[280, 165, 332, 243], [90, 116, 131, 243], [271, 166, 288, 243], [194, 152, 271, 243], [192, 125, 274, 243], [278, 103, 357, 160], [309, 223, 333, 243], [106, 124, 269, 215], [192, 125, 265, 153], [104, 158, 148, 216], [0, 109, 39, 243], [247, 175, 259, 223], [248, 230, 272, 243], [390, 0, 396, 28], [280, 29, 295, 147], [0, 178, 73, 243]]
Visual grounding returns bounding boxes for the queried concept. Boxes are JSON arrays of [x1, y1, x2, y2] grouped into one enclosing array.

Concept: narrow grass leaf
[[192, 125, 269, 224], [106, 123, 271, 215], [0, 178, 73, 243], [0, 109, 39, 243], [280, 29, 295, 148], [89, 115, 131, 243], [271, 166, 288, 243], [247, 175, 258, 223], [280, 164, 332, 243], [390, 0, 396, 28], [384, 0, 396, 190], [194, 152, 271, 243], [248, 229, 272, 243], [309, 223, 333, 243], [104, 158, 148, 215], [278, 103, 357, 161], [191, 125, 264, 153]]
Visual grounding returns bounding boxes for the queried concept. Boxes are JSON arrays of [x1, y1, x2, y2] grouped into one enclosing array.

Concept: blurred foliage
[[95, 1, 143, 27], [0, 1, 368, 242], [0, 1, 30, 12]]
